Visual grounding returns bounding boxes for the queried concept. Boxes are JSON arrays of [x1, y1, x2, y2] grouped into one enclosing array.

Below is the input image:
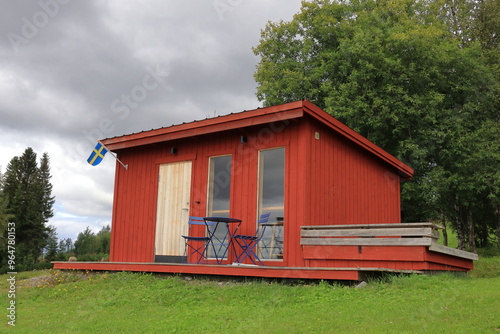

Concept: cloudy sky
[[0, 0, 303, 241]]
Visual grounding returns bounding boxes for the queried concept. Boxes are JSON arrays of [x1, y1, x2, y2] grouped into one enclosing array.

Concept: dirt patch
[[18, 271, 96, 288], [18, 275, 53, 288]]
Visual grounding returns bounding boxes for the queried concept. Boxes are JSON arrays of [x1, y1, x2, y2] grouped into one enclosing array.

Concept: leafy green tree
[[74, 227, 97, 256], [96, 225, 111, 254], [2, 148, 55, 266], [441, 0, 500, 50], [253, 0, 499, 250], [468, 120, 500, 248], [74, 225, 111, 257], [434, 0, 499, 248]]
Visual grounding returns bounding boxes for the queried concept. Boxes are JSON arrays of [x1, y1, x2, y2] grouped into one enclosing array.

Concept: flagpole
[[98, 140, 128, 170]]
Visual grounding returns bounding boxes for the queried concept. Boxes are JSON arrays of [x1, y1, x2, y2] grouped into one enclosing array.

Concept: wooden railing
[[300, 223, 478, 260]]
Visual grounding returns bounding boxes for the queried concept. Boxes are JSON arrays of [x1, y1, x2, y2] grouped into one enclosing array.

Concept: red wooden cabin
[[54, 100, 477, 280]]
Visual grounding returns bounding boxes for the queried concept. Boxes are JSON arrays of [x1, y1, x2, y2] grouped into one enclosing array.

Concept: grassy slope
[[2, 252, 499, 333]]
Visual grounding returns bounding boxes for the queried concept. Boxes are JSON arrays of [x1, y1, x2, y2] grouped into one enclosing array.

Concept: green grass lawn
[[2, 254, 499, 333]]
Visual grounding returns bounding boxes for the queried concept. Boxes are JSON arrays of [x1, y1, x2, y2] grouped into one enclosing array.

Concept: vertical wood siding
[[110, 124, 296, 263], [304, 115, 401, 227]]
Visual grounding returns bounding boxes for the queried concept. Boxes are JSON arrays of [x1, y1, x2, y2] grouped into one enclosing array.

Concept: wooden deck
[[53, 223, 477, 281], [52, 261, 421, 281]]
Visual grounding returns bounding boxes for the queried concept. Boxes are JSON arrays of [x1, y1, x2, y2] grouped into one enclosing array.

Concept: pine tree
[[44, 225, 60, 261], [0, 170, 13, 254], [2, 148, 55, 267]]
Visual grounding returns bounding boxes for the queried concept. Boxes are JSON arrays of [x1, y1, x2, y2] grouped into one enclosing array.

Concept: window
[[257, 147, 285, 260], [207, 155, 232, 259]]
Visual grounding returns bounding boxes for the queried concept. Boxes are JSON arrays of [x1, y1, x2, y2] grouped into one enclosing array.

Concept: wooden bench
[[300, 223, 478, 261]]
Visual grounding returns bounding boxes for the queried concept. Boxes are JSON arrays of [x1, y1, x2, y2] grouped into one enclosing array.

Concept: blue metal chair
[[231, 212, 271, 266], [181, 216, 213, 264]]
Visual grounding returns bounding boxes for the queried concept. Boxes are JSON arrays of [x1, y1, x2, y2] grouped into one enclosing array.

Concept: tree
[[0, 170, 14, 254], [469, 120, 500, 248], [59, 238, 74, 254], [74, 227, 97, 256], [74, 225, 111, 257], [95, 225, 111, 254], [441, 0, 500, 50], [44, 225, 60, 261], [38, 153, 55, 223], [441, 0, 500, 250], [253, 0, 499, 250], [2, 148, 55, 266]]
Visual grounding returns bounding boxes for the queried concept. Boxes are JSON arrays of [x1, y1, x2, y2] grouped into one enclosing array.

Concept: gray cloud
[[0, 0, 302, 240]]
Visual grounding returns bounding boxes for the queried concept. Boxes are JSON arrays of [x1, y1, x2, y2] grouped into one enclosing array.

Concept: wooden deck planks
[[301, 237, 434, 246], [53, 261, 363, 281], [301, 227, 439, 238]]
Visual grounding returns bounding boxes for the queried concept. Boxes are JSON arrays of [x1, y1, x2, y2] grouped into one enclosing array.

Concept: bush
[[477, 246, 500, 258], [74, 253, 109, 262]]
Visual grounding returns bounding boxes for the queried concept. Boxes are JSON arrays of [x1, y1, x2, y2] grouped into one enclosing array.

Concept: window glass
[[258, 147, 285, 260], [207, 155, 232, 259]]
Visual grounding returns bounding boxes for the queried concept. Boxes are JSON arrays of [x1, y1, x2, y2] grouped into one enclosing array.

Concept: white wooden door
[[155, 161, 192, 257]]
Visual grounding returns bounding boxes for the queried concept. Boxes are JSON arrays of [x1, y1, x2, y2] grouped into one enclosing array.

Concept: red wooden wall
[[109, 121, 298, 263], [284, 117, 403, 267], [304, 115, 401, 226], [108, 106, 406, 267]]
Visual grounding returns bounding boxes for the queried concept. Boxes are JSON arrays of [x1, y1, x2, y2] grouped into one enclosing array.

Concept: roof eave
[[101, 100, 414, 179], [101, 101, 305, 151]]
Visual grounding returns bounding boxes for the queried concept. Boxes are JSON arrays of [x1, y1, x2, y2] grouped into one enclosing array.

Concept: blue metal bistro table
[[203, 217, 242, 264]]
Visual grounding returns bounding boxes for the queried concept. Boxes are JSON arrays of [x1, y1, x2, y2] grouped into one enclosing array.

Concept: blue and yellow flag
[[87, 142, 108, 166]]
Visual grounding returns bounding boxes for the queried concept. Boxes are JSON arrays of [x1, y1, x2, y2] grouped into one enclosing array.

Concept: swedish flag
[[87, 142, 108, 166]]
